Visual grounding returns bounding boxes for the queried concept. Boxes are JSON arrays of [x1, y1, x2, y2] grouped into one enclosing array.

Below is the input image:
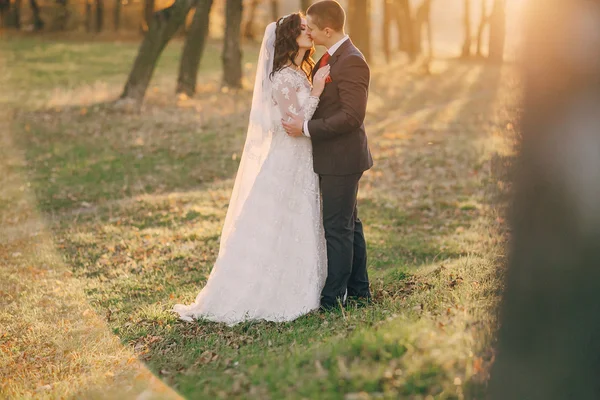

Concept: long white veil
[[219, 22, 277, 249]]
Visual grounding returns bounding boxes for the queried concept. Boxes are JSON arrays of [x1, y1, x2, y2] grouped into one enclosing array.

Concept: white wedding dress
[[173, 23, 327, 325]]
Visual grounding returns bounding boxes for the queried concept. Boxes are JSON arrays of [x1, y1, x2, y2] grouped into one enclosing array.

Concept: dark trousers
[[319, 173, 370, 307]]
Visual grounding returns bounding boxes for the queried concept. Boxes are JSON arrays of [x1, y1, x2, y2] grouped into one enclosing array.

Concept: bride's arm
[[272, 72, 320, 122]]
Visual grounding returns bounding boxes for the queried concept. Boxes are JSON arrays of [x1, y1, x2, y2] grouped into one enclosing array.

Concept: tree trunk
[[270, 0, 278, 22], [55, 0, 69, 31], [488, 1, 600, 398], [0, 0, 8, 28], [243, 0, 259, 40], [0, 1, 6, 29], [222, 0, 243, 88], [461, 0, 471, 57], [348, 0, 371, 61], [113, 0, 120, 30], [475, 0, 488, 57], [95, 0, 104, 32], [415, 0, 433, 59], [29, 0, 44, 30], [488, 0, 505, 63], [13, 0, 21, 29], [85, 0, 92, 32], [300, 0, 310, 12], [177, 0, 213, 96], [120, 0, 196, 103], [396, 0, 416, 61], [382, 0, 391, 63], [144, 0, 154, 31]]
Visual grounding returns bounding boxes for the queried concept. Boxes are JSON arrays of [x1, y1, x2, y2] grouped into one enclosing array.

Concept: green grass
[[1, 35, 519, 399]]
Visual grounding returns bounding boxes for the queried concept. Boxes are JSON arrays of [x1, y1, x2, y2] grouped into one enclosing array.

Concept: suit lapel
[[313, 39, 353, 77], [329, 39, 352, 67]]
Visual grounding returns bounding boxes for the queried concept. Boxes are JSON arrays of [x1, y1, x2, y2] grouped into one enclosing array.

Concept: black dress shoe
[[319, 300, 346, 312], [347, 290, 371, 300], [346, 294, 372, 308]]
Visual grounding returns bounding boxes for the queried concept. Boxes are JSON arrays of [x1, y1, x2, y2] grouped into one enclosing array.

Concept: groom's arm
[[307, 55, 370, 141]]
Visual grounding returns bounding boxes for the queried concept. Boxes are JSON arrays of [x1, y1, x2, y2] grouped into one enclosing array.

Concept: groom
[[283, 0, 373, 310]]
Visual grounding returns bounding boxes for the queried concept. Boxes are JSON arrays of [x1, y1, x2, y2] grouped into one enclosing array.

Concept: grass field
[[0, 35, 518, 399]]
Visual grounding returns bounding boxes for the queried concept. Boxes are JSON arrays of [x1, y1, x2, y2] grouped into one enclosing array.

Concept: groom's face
[[306, 15, 327, 46]]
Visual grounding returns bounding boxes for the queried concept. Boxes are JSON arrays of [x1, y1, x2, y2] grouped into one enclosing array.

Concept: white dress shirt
[[303, 35, 350, 138]]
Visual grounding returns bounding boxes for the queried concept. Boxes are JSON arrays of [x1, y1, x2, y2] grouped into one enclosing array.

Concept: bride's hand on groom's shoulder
[[312, 65, 331, 97]]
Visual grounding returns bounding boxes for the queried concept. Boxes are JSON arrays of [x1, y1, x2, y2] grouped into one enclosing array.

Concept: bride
[[173, 13, 331, 325]]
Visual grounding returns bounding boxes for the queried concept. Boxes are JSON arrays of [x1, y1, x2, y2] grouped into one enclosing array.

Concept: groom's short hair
[[306, 0, 345, 32]]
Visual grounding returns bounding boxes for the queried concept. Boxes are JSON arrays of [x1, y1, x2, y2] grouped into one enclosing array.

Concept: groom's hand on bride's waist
[[282, 112, 304, 137]]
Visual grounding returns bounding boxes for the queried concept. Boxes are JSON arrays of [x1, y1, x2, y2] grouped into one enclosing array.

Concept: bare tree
[[382, 0, 391, 62], [85, 0, 92, 32], [55, 0, 69, 30], [144, 0, 155, 31], [114, 0, 121, 31], [461, 0, 472, 57], [13, 0, 21, 29], [348, 0, 371, 61], [222, 0, 243, 88], [243, 0, 259, 40], [488, 0, 505, 63], [475, 0, 488, 57], [177, 0, 214, 96], [395, 0, 417, 61], [120, 0, 196, 103], [29, 0, 44, 30], [95, 0, 104, 32], [489, 1, 600, 398], [300, 0, 310, 12], [0, 0, 8, 28], [414, 0, 433, 60], [270, 0, 278, 22]]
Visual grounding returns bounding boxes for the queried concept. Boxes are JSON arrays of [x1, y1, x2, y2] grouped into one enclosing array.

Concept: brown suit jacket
[[308, 39, 373, 176]]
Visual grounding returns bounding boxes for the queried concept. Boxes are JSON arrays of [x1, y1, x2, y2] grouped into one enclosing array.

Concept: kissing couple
[[174, 0, 373, 325]]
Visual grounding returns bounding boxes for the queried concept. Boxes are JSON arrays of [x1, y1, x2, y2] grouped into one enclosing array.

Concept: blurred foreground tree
[[488, 1, 600, 398]]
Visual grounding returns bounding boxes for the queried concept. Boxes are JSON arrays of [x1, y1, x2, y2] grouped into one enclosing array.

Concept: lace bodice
[[271, 67, 320, 125]]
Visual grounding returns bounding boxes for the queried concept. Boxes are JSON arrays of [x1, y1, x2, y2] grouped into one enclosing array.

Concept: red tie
[[319, 52, 331, 69], [318, 53, 332, 83]]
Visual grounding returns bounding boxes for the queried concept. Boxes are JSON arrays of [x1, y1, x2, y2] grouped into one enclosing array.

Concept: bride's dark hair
[[271, 12, 315, 82]]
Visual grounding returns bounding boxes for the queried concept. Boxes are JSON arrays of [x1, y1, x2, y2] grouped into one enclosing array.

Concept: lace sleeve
[[272, 70, 320, 122]]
